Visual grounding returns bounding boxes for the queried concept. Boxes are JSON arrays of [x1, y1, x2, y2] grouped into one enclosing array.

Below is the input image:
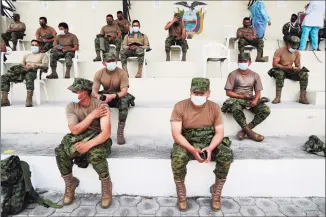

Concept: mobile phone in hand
[[200, 150, 207, 160]]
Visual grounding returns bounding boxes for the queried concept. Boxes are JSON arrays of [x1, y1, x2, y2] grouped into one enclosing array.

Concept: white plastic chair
[[17, 39, 26, 51], [202, 43, 230, 78], [127, 48, 148, 78], [170, 45, 182, 61], [100, 44, 117, 61], [224, 25, 238, 49], [57, 50, 79, 78]]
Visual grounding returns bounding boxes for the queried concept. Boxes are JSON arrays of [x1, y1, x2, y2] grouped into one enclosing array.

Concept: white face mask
[[106, 62, 117, 71], [191, 95, 207, 106], [288, 47, 296, 53], [31, 46, 39, 53], [133, 27, 140, 33], [58, 30, 65, 35], [238, 63, 249, 71], [72, 93, 80, 103]]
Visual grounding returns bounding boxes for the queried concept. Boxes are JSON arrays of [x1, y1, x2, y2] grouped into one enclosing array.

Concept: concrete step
[[1, 102, 325, 136], [1, 135, 324, 197]]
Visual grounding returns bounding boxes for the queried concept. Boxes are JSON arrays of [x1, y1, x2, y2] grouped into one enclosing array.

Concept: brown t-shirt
[[35, 25, 57, 40], [93, 67, 129, 92], [225, 69, 263, 97], [21, 53, 49, 67], [170, 99, 223, 129], [66, 98, 108, 132], [114, 19, 129, 33], [8, 22, 26, 31], [236, 27, 256, 38], [122, 33, 149, 48], [168, 22, 185, 37], [100, 24, 122, 37], [53, 33, 79, 49], [273, 47, 301, 67]]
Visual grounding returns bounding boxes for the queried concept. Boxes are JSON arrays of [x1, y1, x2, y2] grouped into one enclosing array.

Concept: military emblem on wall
[[174, 1, 207, 39]]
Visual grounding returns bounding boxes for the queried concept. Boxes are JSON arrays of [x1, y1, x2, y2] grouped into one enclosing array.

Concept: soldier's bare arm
[[117, 87, 128, 99], [92, 75, 101, 99], [236, 29, 243, 39], [226, 90, 252, 100], [272, 57, 292, 69], [164, 18, 178, 30]]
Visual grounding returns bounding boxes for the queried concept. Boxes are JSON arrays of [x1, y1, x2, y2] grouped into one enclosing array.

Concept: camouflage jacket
[[221, 97, 270, 113]]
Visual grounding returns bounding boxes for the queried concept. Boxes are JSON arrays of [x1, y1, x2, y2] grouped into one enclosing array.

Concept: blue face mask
[[191, 95, 207, 106], [31, 46, 39, 53], [72, 93, 80, 103], [238, 63, 249, 71], [288, 47, 296, 53]]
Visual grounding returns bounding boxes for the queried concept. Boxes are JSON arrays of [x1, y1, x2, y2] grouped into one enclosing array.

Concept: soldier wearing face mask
[[237, 17, 267, 62], [282, 14, 301, 43], [114, 11, 130, 40], [93, 14, 122, 62], [47, 22, 79, 79], [268, 36, 310, 104], [222, 53, 270, 142], [170, 77, 233, 212], [1, 13, 26, 51], [92, 52, 135, 145], [35, 17, 57, 53], [164, 13, 188, 61], [1, 40, 48, 107], [120, 20, 150, 78]]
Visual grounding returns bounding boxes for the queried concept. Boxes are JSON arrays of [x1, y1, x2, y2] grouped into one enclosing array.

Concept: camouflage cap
[[238, 53, 251, 61], [67, 78, 93, 93], [191, 78, 210, 92], [103, 52, 116, 62], [289, 36, 300, 49]]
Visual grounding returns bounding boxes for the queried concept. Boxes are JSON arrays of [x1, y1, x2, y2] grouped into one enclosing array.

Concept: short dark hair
[[106, 14, 113, 19], [132, 20, 140, 26], [243, 17, 251, 22], [58, 22, 68, 29], [39, 17, 47, 23], [291, 14, 298, 18], [31, 40, 40, 45], [117, 11, 123, 14]]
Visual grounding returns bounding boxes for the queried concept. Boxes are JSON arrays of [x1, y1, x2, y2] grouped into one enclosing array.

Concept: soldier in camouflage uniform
[[171, 78, 233, 212], [1, 40, 48, 107], [237, 17, 268, 62], [222, 53, 270, 142], [115, 11, 130, 41], [1, 13, 26, 51], [282, 14, 301, 43], [35, 17, 57, 53], [55, 78, 113, 209], [164, 13, 188, 61], [92, 52, 135, 145], [93, 14, 122, 62], [120, 20, 150, 78], [268, 36, 309, 104]]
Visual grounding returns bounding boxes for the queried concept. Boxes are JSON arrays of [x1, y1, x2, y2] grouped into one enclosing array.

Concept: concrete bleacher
[[1, 0, 325, 199]]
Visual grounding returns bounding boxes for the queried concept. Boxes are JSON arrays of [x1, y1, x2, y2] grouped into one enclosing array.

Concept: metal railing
[[1, 0, 16, 18]]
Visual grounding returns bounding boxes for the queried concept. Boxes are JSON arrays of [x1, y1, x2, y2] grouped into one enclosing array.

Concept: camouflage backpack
[[1, 156, 63, 217]]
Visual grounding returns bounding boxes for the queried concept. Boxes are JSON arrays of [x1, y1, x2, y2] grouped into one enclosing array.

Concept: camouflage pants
[[94, 37, 121, 54], [171, 127, 233, 181], [165, 36, 188, 53], [225, 98, 271, 129], [39, 41, 53, 53], [268, 67, 309, 90], [120, 47, 145, 66], [238, 38, 264, 54], [50, 49, 75, 68], [108, 96, 131, 122], [55, 130, 112, 179], [1, 32, 25, 46], [1, 65, 38, 92]]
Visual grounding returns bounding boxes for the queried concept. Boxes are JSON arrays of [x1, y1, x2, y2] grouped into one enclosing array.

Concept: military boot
[[243, 126, 264, 142], [93, 51, 102, 62], [100, 177, 112, 209], [210, 178, 226, 211], [135, 64, 143, 78], [46, 68, 58, 79], [181, 52, 187, 61], [237, 123, 254, 140], [12, 42, 17, 51], [175, 180, 187, 211], [166, 52, 171, 61], [272, 88, 282, 104], [64, 67, 71, 79], [255, 52, 268, 62], [26, 91, 33, 107], [62, 173, 79, 205], [299, 90, 309, 104], [117, 121, 126, 145], [1, 91, 10, 107]]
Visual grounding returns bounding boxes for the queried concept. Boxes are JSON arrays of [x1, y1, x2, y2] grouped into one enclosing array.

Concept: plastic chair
[[127, 48, 147, 78], [170, 45, 182, 61], [17, 39, 26, 51], [57, 50, 79, 78], [224, 25, 238, 49], [202, 43, 230, 78], [100, 44, 117, 61]]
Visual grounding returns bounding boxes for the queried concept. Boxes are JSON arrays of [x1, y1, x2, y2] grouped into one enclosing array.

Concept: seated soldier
[[1, 13, 26, 51], [55, 78, 113, 209], [268, 36, 309, 104], [1, 40, 49, 107], [92, 52, 135, 145], [120, 20, 150, 78], [35, 17, 57, 53], [115, 11, 130, 40], [170, 78, 233, 212], [1, 40, 7, 62], [46, 22, 79, 79], [222, 53, 270, 142], [93, 14, 122, 62], [237, 17, 267, 62], [282, 14, 301, 43], [164, 13, 188, 61]]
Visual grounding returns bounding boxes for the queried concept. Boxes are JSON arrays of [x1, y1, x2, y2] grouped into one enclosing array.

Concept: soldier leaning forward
[[35, 17, 57, 53], [92, 52, 135, 145]]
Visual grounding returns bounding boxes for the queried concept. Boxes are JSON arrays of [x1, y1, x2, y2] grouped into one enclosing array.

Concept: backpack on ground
[[1, 155, 63, 217]]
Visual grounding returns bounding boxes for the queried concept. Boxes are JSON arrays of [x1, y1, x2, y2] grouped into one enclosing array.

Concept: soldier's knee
[[216, 144, 234, 163], [264, 106, 271, 116], [299, 71, 309, 79], [171, 152, 188, 169], [274, 70, 285, 77], [231, 103, 242, 112]]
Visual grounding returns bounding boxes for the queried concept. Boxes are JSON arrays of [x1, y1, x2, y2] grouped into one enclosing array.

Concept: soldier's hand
[[75, 142, 91, 154], [24, 64, 33, 69], [90, 105, 108, 119], [129, 45, 137, 50], [104, 94, 115, 103], [250, 99, 258, 107], [172, 17, 179, 23], [191, 148, 205, 163], [201, 147, 212, 163]]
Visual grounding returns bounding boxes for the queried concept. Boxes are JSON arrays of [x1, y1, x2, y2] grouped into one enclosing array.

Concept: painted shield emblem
[[182, 10, 197, 32]]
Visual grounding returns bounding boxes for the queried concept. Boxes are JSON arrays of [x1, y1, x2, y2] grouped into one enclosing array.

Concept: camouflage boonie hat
[[68, 78, 93, 93], [289, 36, 300, 49], [191, 78, 210, 92], [103, 52, 116, 62], [238, 53, 251, 61]]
